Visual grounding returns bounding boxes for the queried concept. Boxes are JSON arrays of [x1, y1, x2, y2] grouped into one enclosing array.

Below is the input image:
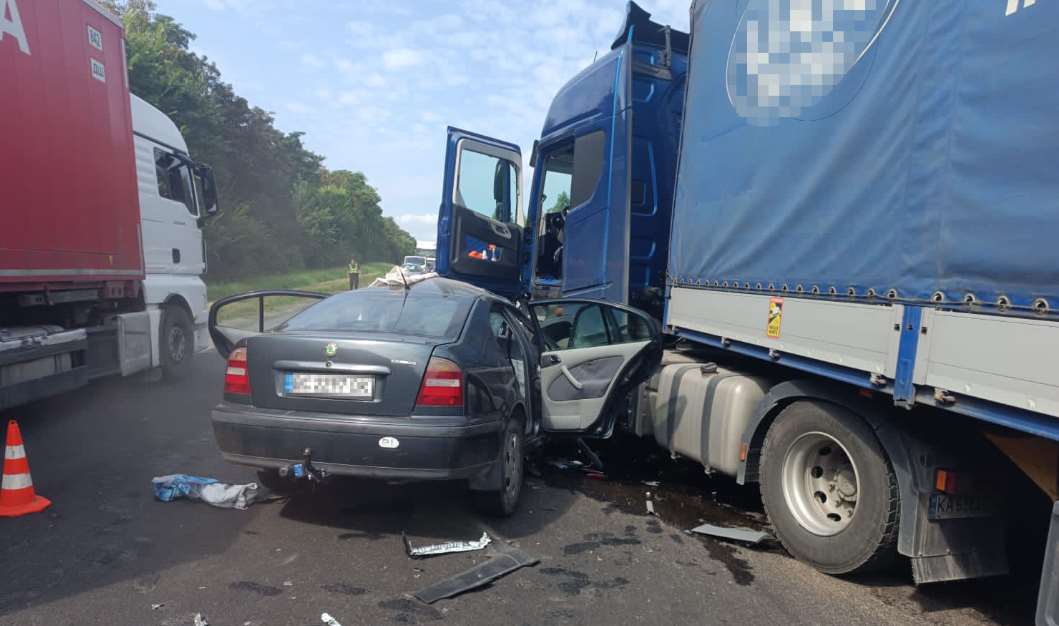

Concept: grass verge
[[207, 262, 393, 302]]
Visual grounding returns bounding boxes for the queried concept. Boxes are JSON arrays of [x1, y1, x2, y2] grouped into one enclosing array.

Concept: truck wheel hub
[[781, 431, 860, 536]]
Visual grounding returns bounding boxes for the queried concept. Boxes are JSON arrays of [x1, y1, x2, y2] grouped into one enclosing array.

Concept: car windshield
[[277, 288, 471, 339]]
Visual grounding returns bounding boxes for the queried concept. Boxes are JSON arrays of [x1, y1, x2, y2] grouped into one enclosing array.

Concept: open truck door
[[529, 299, 661, 437], [208, 290, 327, 359], [436, 127, 524, 300]]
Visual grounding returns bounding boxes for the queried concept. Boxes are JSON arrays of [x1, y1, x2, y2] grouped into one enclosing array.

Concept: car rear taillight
[[415, 357, 463, 408], [224, 347, 251, 396]]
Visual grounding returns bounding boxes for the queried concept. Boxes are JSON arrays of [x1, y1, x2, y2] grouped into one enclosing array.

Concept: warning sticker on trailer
[[90, 58, 106, 82], [767, 297, 783, 338]]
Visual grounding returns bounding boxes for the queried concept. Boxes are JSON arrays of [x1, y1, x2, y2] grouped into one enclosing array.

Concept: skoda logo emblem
[[324, 343, 338, 358]]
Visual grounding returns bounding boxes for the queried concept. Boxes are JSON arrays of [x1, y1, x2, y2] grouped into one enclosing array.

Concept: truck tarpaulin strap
[[669, 1, 1059, 311]]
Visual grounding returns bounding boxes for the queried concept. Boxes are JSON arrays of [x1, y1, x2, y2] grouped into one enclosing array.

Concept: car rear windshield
[[278, 289, 471, 339]]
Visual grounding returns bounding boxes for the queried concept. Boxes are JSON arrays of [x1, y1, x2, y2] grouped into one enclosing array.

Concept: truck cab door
[[437, 127, 524, 299], [529, 299, 661, 437]]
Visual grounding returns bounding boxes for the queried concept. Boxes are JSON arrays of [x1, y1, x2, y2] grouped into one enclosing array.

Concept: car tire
[[759, 400, 900, 575], [474, 415, 524, 517], [161, 305, 194, 381]]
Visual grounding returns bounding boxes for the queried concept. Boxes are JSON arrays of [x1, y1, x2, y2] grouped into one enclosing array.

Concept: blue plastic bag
[[152, 474, 258, 510]]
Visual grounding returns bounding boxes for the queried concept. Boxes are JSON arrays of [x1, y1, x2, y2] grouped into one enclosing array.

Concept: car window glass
[[280, 291, 470, 339], [457, 147, 516, 223], [533, 302, 611, 351], [606, 308, 654, 344], [571, 131, 605, 207]]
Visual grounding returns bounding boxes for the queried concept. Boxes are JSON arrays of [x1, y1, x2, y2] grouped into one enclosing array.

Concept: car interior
[[535, 144, 574, 282]]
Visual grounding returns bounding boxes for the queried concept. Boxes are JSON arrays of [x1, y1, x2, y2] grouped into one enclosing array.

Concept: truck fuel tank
[[639, 359, 770, 477]]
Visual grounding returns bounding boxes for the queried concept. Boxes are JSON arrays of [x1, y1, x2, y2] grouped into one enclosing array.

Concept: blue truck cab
[[436, 3, 686, 318], [437, 1, 1059, 615]]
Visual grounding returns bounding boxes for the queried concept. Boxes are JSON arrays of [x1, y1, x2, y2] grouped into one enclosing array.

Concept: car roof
[[350, 275, 510, 305]]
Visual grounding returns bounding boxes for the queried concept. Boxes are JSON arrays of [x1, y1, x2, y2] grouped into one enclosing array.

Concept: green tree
[[548, 190, 570, 213], [104, 0, 415, 279]]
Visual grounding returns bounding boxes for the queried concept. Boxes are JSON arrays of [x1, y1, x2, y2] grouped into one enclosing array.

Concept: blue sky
[[153, 0, 691, 247]]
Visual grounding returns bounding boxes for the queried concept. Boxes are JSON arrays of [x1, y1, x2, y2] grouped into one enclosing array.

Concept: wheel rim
[[503, 429, 521, 500], [167, 325, 186, 363], [780, 431, 860, 536]]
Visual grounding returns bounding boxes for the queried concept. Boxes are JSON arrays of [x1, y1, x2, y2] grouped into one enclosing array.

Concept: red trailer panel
[[0, 0, 144, 287]]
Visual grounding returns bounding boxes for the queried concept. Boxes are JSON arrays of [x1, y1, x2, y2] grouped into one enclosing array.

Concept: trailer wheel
[[760, 401, 899, 575], [161, 306, 194, 381]]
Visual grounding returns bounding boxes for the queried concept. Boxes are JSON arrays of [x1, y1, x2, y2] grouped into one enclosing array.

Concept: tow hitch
[[278, 447, 327, 487]]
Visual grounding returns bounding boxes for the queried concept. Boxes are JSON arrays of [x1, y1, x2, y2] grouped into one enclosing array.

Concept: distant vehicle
[[207, 278, 660, 515], [401, 262, 425, 275], [1, 0, 217, 410], [402, 255, 427, 268], [425, 257, 437, 272]]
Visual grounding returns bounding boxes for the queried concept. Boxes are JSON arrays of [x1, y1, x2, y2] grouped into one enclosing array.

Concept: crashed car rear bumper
[[211, 403, 502, 481]]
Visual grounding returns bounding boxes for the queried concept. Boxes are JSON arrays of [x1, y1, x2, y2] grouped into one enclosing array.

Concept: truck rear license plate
[[928, 493, 994, 520], [284, 372, 373, 398]]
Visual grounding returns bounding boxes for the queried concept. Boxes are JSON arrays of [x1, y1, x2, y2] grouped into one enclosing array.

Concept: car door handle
[[542, 353, 562, 366], [560, 364, 584, 390]]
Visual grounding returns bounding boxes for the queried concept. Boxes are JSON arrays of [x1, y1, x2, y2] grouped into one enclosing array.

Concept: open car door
[[529, 299, 661, 437], [208, 290, 327, 359], [437, 127, 524, 300]]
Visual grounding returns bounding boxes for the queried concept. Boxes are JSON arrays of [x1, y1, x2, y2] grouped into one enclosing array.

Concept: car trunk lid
[[244, 332, 437, 417]]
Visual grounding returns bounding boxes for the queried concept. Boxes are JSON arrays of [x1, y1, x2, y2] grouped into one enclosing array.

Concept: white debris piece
[[404, 531, 492, 559], [321, 612, 343, 626]]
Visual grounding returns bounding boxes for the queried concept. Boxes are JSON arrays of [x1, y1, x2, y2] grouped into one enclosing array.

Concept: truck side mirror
[[198, 165, 219, 218]]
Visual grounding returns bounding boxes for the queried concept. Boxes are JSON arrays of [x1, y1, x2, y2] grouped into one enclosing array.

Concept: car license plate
[[927, 492, 994, 520], [284, 372, 373, 398]]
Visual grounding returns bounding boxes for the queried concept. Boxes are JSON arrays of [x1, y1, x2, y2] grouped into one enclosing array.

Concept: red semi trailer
[[0, 0, 217, 408]]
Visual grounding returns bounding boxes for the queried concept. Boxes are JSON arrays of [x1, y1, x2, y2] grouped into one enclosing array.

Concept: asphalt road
[[0, 351, 1044, 626]]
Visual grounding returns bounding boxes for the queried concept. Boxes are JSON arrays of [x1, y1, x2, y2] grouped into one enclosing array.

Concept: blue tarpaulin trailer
[[435, 1, 1059, 618]]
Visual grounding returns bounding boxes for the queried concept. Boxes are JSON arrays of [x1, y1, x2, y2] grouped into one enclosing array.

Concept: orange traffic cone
[[0, 420, 50, 517]]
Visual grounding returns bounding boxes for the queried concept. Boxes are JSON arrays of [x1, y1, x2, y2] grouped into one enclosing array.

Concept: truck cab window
[[154, 148, 197, 217], [535, 131, 605, 283], [456, 148, 517, 223]]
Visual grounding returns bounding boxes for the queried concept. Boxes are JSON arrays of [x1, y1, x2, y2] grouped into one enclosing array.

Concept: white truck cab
[[131, 94, 215, 376]]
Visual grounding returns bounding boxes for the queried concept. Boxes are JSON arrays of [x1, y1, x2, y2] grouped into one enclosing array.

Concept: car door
[[529, 299, 661, 437], [436, 127, 524, 299], [208, 290, 328, 359]]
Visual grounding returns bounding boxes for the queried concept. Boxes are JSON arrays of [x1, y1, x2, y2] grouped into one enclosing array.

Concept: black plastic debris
[[688, 522, 770, 545], [413, 546, 539, 604]]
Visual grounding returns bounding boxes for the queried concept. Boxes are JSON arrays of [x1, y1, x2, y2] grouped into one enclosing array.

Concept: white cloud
[[383, 48, 425, 70], [300, 53, 323, 68], [396, 213, 438, 226], [337, 90, 360, 106]]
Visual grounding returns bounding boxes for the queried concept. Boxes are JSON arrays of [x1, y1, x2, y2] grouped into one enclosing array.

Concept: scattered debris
[[193, 613, 209, 626], [547, 459, 583, 471], [320, 612, 343, 626], [152, 474, 258, 510], [688, 522, 770, 545], [576, 438, 604, 470], [582, 469, 606, 480], [413, 546, 539, 604], [282, 580, 293, 587], [403, 531, 491, 559], [150, 603, 164, 611], [642, 480, 660, 487]]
